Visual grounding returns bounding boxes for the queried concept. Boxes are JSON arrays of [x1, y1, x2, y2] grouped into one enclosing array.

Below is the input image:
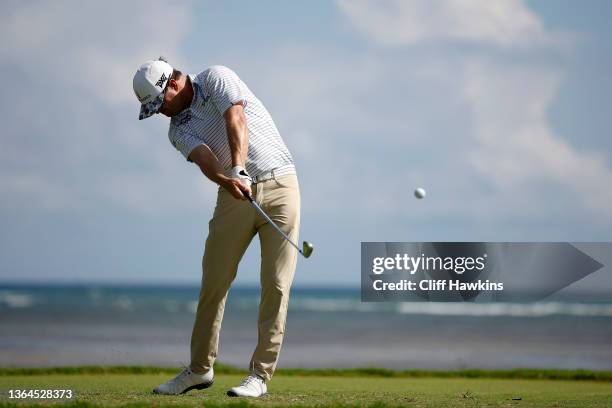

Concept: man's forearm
[[199, 160, 229, 186], [188, 144, 229, 186], [188, 143, 252, 201]]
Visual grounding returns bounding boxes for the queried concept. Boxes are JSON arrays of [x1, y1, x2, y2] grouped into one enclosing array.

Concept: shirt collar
[[172, 75, 197, 121], [189, 74, 199, 101]]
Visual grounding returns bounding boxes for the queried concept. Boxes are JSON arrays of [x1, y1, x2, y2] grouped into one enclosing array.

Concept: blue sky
[[1, 0, 611, 290]]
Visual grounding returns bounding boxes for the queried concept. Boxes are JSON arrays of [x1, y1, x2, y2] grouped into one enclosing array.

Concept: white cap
[[133, 58, 174, 120]]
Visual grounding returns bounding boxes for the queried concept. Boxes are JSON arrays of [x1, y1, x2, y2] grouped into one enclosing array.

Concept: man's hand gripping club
[[227, 165, 253, 200]]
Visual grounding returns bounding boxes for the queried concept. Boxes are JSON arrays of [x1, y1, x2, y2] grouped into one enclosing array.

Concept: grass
[[0, 366, 611, 408]]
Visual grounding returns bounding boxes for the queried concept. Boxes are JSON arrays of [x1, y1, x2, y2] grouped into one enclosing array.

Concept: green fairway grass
[[1, 367, 611, 408]]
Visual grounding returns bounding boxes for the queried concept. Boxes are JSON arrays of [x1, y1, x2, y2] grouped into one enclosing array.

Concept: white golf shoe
[[153, 366, 214, 395], [227, 374, 267, 397]]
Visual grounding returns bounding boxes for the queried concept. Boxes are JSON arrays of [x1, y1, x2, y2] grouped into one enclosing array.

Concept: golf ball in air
[[414, 187, 426, 199]]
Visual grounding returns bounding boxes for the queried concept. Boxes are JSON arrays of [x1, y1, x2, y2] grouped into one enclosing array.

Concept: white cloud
[[463, 58, 612, 216], [336, 0, 560, 49], [0, 0, 208, 215], [1, 0, 610, 225], [328, 0, 612, 220], [219, 1, 612, 224]]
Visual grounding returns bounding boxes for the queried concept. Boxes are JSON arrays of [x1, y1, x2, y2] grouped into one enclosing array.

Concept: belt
[[249, 164, 297, 184], [251, 168, 277, 184]]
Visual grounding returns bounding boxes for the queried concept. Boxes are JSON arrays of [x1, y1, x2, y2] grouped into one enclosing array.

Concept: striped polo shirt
[[167, 65, 296, 179]]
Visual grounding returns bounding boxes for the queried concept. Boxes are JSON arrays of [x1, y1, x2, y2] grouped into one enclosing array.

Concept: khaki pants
[[189, 174, 300, 381]]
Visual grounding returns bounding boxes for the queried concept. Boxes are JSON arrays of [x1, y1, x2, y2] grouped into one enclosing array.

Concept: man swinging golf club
[[133, 57, 309, 397]]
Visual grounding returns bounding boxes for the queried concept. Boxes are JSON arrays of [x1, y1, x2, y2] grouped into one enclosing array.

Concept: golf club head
[[302, 241, 314, 258]]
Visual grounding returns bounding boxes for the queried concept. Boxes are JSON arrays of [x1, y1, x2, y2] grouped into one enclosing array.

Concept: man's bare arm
[[224, 102, 248, 167], [188, 144, 251, 200]]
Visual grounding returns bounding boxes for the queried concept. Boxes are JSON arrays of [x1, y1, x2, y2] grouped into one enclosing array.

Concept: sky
[[1, 0, 612, 289]]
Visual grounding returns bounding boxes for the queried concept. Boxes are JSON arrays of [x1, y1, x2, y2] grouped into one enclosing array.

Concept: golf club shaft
[[244, 194, 303, 255]]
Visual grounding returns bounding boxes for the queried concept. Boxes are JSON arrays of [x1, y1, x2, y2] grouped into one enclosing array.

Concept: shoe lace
[[240, 375, 262, 388], [172, 365, 191, 383]]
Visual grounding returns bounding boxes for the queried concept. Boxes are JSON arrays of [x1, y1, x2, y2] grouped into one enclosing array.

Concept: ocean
[[1, 284, 611, 370]]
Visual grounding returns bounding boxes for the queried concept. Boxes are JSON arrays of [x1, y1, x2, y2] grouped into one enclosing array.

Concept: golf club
[[243, 191, 314, 258]]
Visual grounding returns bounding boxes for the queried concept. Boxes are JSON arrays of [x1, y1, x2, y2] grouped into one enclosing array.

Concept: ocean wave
[[289, 298, 381, 312], [217, 296, 612, 317], [187, 297, 383, 314], [396, 302, 612, 317], [0, 291, 35, 308], [111, 295, 134, 311], [3, 286, 610, 318], [188, 300, 198, 314], [281, 297, 612, 317]]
